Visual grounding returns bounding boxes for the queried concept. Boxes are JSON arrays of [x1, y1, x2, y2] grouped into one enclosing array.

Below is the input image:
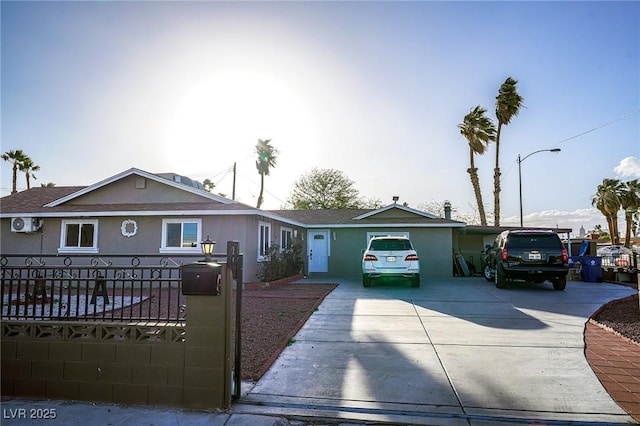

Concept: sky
[[2, 1, 639, 237]]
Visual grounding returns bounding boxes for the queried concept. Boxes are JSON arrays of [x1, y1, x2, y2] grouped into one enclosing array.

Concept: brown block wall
[[2, 267, 233, 410]]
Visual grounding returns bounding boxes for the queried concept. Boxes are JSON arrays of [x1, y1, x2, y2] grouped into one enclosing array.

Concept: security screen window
[[59, 220, 98, 252], [258, 222, 271, 260], [161, 219, 201, 252], [281, 227, 293, 250]]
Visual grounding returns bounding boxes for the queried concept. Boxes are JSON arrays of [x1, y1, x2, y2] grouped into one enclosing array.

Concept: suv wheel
[[411, 274, 420, 288], [552, 276, 566, 291], [495, 265, 507, 289], [483, 264, 494, 282], [362, 274, 372, 287]]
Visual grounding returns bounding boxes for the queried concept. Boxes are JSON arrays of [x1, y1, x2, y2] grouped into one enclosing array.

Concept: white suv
[[362, 236, 420, 287]]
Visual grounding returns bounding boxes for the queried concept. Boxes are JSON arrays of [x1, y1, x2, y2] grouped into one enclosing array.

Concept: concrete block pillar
[[182, 264, 232, 410]]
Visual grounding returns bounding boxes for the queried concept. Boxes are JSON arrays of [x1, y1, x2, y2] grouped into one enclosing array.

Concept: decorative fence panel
[[0, 254, 215, 322]]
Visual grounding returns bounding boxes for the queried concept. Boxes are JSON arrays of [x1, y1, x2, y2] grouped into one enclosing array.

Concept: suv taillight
[[562, 248, 568, 263], [405, 254, 419, 261], [363, 254, 377, 261], [501, 247, 508, 261]]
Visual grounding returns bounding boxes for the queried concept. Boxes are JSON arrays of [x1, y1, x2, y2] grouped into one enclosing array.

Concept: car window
[[507, 234, 562, 249], [370, 239, 413, 251]]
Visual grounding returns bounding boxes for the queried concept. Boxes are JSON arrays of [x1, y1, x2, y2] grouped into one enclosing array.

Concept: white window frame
[[59, 219, 99, 254], [366, 231, 410, 243], [280, 226, 293, 251], [258, 221, 272, 261], [160, 218, 202, 253]]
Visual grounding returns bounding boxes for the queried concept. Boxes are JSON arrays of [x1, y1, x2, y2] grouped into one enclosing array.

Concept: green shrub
[[256, 242, 304, 282]]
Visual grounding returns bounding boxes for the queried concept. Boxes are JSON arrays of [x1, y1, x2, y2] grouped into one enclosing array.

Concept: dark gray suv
[[483, 230, 569, 290]]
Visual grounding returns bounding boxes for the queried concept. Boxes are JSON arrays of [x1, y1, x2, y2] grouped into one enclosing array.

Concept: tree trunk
[[11, 164, 18, 194], [493, 124, 502, 226], [624, 211, 633, 248], [256, 173, 265, 209], [493, 167, 501, 226], [468, 167, 487, 226]]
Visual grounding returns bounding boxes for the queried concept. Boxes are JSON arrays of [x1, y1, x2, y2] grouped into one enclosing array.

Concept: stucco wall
[[1, 213, 304, 285], [66, 175, 208, 205]]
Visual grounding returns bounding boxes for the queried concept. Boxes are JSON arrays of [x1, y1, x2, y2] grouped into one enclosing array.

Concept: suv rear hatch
[[364, 238, 417, 273], [504, 233, 567, 266]]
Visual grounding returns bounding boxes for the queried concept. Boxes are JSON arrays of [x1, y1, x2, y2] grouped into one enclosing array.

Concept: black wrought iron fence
[[0, 254, 220, 322]]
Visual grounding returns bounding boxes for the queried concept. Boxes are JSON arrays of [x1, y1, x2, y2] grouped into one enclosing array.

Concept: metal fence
[[599, 252, 637, 271], [0, 254, 218, 322]]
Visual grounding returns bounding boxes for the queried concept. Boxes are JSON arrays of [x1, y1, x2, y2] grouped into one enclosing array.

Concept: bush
[[256, 242, 304, 282]]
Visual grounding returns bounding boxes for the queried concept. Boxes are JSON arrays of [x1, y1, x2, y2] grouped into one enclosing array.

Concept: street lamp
[[518, 148, 561, 227]]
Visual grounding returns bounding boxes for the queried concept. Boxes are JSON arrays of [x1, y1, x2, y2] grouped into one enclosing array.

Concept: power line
[[503, 109, 639, 178], [555, 109, 639, 146]]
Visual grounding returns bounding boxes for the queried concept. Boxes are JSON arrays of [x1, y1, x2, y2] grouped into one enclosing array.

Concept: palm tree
[[591, 178, 623, 245], [619, 179, 640, 247], [458, 106, 496, 226], [1, 149, 26, 194], [20, 156, 40, 190], [493, 77, 524, 226], [255, 138, 278, 209]]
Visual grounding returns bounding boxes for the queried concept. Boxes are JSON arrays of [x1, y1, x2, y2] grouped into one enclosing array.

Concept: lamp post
[[201, 235, 216, 262], [518, 148, 561, 227]]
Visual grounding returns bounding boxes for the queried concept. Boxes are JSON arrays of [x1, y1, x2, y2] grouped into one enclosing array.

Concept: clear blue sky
[[2, 1, 639, 235]]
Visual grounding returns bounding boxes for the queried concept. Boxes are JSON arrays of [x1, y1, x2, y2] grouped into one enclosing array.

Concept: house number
[[121, 219, 138, 237]]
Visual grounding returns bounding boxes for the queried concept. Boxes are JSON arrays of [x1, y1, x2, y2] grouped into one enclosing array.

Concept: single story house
[[1, 167, 573, 282], [1, 168, 469, 282], [272, 206, 465, 277]]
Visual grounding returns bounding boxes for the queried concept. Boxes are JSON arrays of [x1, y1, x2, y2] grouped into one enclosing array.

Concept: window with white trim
[[258, 222, 271, 260], [281, 227, 293, 251], [366, 231, 410, 243], [160, 218, 202, 253], [59, 220, 99, 253]]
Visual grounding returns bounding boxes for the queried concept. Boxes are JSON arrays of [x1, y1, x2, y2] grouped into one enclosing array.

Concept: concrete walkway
[[235, 276, 637, 425]]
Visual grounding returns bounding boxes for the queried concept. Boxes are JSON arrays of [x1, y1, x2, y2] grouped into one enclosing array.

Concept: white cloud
[[614, 157, 640, 178], [501, 207, 607, 235]]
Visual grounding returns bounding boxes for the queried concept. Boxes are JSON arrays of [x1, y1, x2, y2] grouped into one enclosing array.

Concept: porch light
[[201, 236, 216, 262]]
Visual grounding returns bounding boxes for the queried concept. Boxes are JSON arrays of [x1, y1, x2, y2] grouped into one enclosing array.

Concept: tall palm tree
[[458, 106, 496, 226], [1, 149, 26, 194], [493, 77, 524, 226], [20, 156, 40, 190], [619, 179, 640, 247], [591, 178, 623, 245], [255, 138, 278, 209]]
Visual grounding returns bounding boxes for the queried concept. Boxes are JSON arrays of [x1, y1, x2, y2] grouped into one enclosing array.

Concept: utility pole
[[232, 162, 236, 200]]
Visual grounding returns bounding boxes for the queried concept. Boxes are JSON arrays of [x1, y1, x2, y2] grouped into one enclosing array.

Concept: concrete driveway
[[234, 276, 637, 425]]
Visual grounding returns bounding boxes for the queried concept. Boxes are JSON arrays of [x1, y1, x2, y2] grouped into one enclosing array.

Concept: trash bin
[[580, 256, 602, 282]]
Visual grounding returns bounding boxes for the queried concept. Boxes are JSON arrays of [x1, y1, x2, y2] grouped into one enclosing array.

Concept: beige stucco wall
[[1, 214, 303, 284], [66, 175, 209, 205]]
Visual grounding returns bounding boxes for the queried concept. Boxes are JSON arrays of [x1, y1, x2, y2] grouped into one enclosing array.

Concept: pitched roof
[[272, 205, 464, 228], [0, 169, 263, 218], [44, 168, 231, 206]]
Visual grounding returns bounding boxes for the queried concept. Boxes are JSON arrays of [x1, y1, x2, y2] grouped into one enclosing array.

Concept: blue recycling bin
[[581, 256, 602, 282]]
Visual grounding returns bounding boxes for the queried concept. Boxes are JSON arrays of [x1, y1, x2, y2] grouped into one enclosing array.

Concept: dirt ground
[[234, 283, 337, 380], [592, 293, 640, 344]]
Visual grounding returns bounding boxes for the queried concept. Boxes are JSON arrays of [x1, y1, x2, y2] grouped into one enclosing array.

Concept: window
[[258, 222, 271, 260], [160, 219, 201, 253], [281, 227, 293, 251], [59, 220, 98, 253]]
